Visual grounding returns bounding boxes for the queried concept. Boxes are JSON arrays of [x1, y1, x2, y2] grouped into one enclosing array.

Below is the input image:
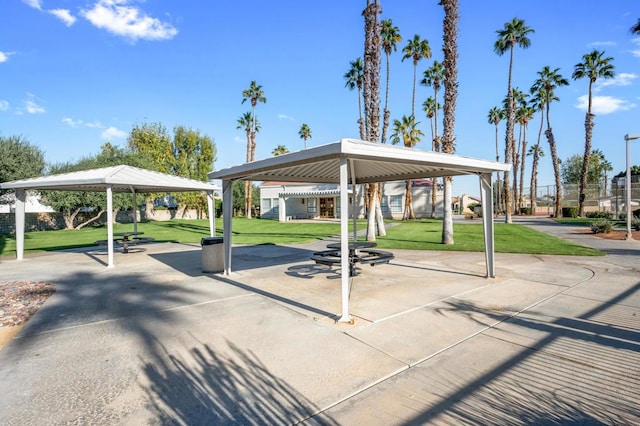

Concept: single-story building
[[259, 179, 443, 221]]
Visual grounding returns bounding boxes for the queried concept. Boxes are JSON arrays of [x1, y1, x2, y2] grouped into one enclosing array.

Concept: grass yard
[[0, 217, 603, 258]]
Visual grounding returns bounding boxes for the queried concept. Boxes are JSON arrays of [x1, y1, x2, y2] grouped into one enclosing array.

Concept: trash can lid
[[201, 237, 224, 245]]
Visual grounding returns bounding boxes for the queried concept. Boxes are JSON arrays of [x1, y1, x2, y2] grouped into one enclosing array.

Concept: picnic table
[[311, 241, 394, 276], [95, 232, 154, 253]]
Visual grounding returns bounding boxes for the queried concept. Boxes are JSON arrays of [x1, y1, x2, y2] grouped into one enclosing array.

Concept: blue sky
[[1, 1, 639, 197]]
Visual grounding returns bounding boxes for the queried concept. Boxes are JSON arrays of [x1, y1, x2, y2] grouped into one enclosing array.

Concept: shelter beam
[[15, 189, 26, 261], [222, 180, 233, 274]]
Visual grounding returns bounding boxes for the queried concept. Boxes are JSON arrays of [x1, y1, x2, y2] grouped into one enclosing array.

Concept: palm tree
[[530, 65, 569, 217], [423, 97, 441, 218], [527, 144, 544, 215], [402, 34, 431, 118], [572, 49, 615, 217], [298, 123, 312, 149], [391, 115, 424, 219], [631, 18, 640, 33], [517, 103, 534, 212], [494, 17, 534, 223], [344, 58, 365, 140], [272, 145, 289, 156], [380, 19, 401, 144], [488, 106, 505, 213], [241, 81, 266, 219], [236, 112, 260, 217], [440, 0, 459, 244], [421, 61, 445, 152]]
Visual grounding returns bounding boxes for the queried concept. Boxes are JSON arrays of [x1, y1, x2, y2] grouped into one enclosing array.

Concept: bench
[[310, 248, 393, 276]]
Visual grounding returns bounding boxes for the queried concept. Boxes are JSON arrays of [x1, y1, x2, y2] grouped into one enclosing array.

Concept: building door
[[319, 197, 335, 218]]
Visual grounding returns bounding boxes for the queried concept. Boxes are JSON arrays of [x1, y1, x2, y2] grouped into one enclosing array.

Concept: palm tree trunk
[[411, 65, 417, 118], [519, 125, 527, 214], [578, 112, 595, 216], [504, 45, 515, 224], [376, 182, 386, 236], [381, 53, 391, 144]]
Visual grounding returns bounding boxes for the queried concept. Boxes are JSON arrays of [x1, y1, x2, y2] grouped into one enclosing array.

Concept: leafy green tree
[[344, 57, 365, 139], [0, 135, 45, 198], [391, 115, 424, 219], [272, 145, 289, 156], [380, 18, 401, 144], [440, 0, 459, 244], [572, 49, 615, 216], [241, 81, 266, 220], [298, 123, 312, 149], [531, 66, 569, 217], [494, 17, 534, 223], [402, 34, 431, 118]]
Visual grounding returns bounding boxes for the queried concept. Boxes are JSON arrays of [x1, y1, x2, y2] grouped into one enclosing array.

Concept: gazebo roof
[[1, 165, 220, 193], [208, 138, 510, 183]]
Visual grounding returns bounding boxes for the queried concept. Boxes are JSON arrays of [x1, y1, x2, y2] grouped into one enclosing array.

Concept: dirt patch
[[0, 281, 56, 350], [576, 228, 640, 240]]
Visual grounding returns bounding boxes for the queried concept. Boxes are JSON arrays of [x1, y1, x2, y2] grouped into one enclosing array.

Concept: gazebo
[[0, 165, 220, 267], [209, 138, 511, 322]]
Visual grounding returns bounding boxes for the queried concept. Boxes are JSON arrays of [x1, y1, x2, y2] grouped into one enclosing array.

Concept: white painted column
[[106, 186, 115, 268], [207, 191, 215, 237], [479, 173, 495, 278], [15, 189, 26, 261], [338, 158, 352, 323], [132, 190, 138, 233], [222, 180, 233, 274], [279, 196, 286, 222]]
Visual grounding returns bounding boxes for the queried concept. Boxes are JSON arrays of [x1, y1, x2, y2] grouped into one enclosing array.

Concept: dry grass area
[[578, 228, 640, 240]]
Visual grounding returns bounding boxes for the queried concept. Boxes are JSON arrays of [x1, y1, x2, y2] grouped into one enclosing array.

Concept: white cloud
[[81, 0, 178, 42], [85, 121, 104, 128], [63, 117, 105, 129], [22, 0, 42, 10], [24, 93, 45, 114], [62, 117, 81, 127], [575, 94, 636, 115], [596, 72, 638, 90], [588, 41, 616, 48], [0, 100, 9, 111], [0, 51, 14, 63], [101, 126, 127, 140], [49, 9, 76, 26], [278, 113, 295, 121]]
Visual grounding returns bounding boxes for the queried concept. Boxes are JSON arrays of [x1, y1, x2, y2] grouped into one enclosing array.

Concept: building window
[[380, 196, 389, 212], [262, 198, 272, 213], [272, 198, 279, 214], [307, 198, 317, 213], [389, 195, 402, 213]]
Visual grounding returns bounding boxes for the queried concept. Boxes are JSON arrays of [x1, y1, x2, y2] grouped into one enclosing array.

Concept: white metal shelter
[[1, 165, 220, 268], [209, 138, 511, 323]]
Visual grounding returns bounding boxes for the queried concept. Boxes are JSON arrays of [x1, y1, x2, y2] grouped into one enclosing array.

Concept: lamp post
[[624, 133, 640, 240]]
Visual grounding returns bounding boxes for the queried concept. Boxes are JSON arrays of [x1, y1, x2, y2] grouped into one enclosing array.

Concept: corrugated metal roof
[[0, 165, 220, 193], [209, 138, 510, 184]]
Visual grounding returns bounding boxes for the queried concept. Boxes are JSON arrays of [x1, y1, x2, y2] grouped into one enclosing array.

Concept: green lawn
[[0, 217, 603, 258]]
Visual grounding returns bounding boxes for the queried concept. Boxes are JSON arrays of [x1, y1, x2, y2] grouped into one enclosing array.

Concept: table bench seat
[[311, 248, 393, 275]]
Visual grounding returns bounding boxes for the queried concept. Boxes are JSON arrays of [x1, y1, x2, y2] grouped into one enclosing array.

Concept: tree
[[380, 18, 401, 144], [572, 49, 615, 217], [631, 18, 640, 33], [241, 80, 266, 219], [344, 57, 366, 139], [0, 135, 45, 199], [530, 65, 569, 217], [488, 107, 504, 212], [424, 96, 441, 217], [440, 0, 459, 244], [527, 143, 544, 215], [391, 115, 424, 219], [494, 17, 534, 223], [272, 145, 289, 156], [127, 122, 174, 217], [298, 123, 312, 149], [516, 102, 534, 212], [236, 112, 260, 216], [402, 34, 431, 118], [363, 0, 386, 240]]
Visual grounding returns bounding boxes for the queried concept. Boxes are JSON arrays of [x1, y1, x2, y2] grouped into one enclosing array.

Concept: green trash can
[[201, 237, 224, 273]]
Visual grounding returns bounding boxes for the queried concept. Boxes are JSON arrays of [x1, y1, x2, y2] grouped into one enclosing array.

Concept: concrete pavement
[[0, 218, 638, 424]]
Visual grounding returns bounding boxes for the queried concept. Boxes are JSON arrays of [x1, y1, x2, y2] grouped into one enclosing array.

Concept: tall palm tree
[[402, 34, 431, 118], [236, 112, 260, 217], [517, 103, 534, 212], [241, 81, 266, 219], [488, 106, 505, 213], [298, 123, 312, 149], [572, 49, 615, 217], [440, 0, 459, 244], [494, 17, 534, 223], [380, 19, 401, 144], [344, 58, 365, 140], [423, 97, 441, 218], [272, 145, 289, 156], [391, 115, 424, 219], [527, 144, 544, 215], [530, 65, 569, 217]]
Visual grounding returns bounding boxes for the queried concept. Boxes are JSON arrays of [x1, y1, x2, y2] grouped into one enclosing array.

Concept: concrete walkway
[[0, 218, 638, 425]]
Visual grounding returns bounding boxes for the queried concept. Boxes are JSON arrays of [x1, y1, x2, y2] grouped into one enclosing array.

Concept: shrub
[[632, 216, 640, 231], [585, 211, 611, 219], [520, 207, 531, 215], [562, 207, 578, 218], [590, 219, 613, 234]]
